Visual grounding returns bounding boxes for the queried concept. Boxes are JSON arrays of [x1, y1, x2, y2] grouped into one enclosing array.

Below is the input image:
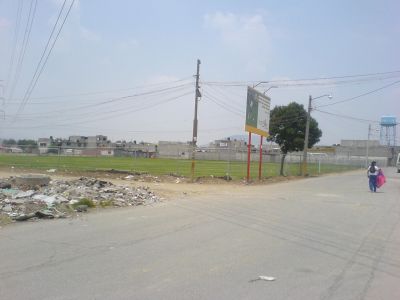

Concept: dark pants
[[369, 175, 377, 192]]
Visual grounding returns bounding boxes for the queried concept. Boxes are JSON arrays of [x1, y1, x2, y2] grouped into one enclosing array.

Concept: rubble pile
[[0, 176, 160, 223]]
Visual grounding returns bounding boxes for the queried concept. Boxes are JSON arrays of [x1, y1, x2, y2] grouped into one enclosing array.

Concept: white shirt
[[368, 165, 379, 176]]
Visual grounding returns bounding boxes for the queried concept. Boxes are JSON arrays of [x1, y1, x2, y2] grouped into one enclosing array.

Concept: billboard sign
[[245, 86, 271, 137]]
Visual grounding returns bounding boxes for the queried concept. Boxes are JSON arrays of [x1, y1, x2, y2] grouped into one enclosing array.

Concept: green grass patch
[[0, 154, 360, 180], [99, 200, 113, 207], [71, 198, 95, 208], [0, 214, 13, 226]]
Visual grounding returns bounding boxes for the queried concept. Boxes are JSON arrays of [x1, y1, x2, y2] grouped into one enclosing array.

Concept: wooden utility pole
[[366, 124, 371, 167], [191, 59, 201, 181], [302, 95, 312, 176]]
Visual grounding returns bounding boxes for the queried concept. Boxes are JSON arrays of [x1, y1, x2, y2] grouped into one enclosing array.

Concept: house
[[38, 138, 51, 154], [157, 141, 191, 159], [10, 147, 23, 153], [114, 141, 157, 158]]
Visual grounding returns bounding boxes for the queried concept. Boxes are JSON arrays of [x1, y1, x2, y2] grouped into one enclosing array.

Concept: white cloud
[[117, 39, 139, 51], [80, 26, 101, 42], [143, 75, 181, 85], [0, 17, 11, 31], [204, 12, 271, 75], [48, 0, 99, 47], [204, 12, 268, 44]]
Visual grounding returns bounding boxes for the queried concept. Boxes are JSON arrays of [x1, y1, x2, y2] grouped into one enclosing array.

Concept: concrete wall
[[158, 141, 191, 159], [336, 140, 399, 166], [341, 140, 380, 147]]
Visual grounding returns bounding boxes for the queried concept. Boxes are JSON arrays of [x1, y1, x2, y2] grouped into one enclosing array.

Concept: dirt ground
[[0, 167, 300, 200]]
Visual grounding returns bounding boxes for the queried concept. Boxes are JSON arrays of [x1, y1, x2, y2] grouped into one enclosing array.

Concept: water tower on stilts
[[380, 116, 398, 167], [380, 116, 397, 146]]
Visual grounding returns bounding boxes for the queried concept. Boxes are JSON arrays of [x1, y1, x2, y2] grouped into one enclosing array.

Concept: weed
[[0, 214, 13, 226], [99, 200, 113, 207], [72, 198, 95, 208]]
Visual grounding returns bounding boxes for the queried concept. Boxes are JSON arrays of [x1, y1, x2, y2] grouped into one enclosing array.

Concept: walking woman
[[367, 161, 379, 192]]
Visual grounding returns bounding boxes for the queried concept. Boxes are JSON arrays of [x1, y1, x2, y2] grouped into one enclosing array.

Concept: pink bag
[[377, 170, 386, 188]]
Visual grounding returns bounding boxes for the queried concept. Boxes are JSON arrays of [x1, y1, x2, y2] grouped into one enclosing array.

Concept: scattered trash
[[0, 182, 12, 189], [34, 210, 55, 219], [1, 189, 19, 196], [249, 275, 276, 283], [258, 276, 276, 281], [0, 176, 161, 224], [32, 194, 58, 206], [13, 190, 35, 199], [75, 205, 88, 212], [46, 169, 57, 173], [2, 204, 12, 212], [15, 213, 36, 221], [124, 175, 134, 180], [14, 174, 51, 188]]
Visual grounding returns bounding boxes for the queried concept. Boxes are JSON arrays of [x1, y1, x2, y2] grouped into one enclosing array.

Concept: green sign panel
[[245, 86, 271, 137]]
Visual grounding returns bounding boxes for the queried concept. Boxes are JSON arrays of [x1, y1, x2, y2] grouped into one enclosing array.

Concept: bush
[[0, 214, 13, 225], [99, 200, 113, 207], [72, 198, 95, 208]]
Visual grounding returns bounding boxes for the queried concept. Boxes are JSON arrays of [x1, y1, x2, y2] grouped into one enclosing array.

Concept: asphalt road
[[1, 169, 399, 300]]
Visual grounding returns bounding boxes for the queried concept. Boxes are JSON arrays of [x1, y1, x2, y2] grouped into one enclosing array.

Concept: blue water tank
[[380, 116, 397, 126]]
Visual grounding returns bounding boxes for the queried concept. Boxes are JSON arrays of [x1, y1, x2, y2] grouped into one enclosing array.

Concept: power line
[[203, 88, 309, 127], [201, 70, 400, 87], [202, 91, 244, 117], [3, 90, 193, 129], [15, 0, 67, 107], [13, 0, 75, 122], [314, 109, 380, 124], [315, 80, 400, 109], [5, 0, 23, 97], [202, 88, 244, 113], [11, 83, 192, 117], [203, 85, 244, 111], [4, 88, 192, 125], [9, 76, 193, 102], [7, 0, 38, 101]]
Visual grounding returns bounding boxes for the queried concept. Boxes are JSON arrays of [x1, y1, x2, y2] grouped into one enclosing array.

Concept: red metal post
[[247, 132, 251, 182], [259, 136, 263, 180]]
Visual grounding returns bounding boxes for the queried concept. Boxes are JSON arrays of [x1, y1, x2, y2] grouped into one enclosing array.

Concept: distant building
[[87, 135, 110, 148], [335, 139, 400, 166], [38, 138, 51, 154], [10, 147, 23, 153], [157, 141, 191, 159], [68, 136, 88, 148], [114, 141, 157, 158], [208, 138, 249, 152]]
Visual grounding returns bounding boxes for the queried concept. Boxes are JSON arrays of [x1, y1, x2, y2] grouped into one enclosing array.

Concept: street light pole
[[302, 94, 332, 176]]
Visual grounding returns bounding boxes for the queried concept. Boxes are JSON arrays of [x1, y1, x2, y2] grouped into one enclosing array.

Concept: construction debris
[[0, 176, 161, 224]]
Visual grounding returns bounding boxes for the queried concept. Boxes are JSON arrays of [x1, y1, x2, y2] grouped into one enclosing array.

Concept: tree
[[17, 139, 38, 153], [2, 139, 17, 146], [269, 102, 322, 176]]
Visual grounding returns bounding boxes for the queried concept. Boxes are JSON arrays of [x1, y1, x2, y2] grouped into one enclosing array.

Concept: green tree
[[17, 139, 38, 153], [2, 139, 17, 146], [269, 102, 322, 176]]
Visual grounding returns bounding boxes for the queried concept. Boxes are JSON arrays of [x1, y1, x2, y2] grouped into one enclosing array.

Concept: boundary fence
[[0, 145, 385, 179]]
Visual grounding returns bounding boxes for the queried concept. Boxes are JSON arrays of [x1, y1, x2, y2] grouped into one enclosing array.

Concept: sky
[[0, 0, 399, 146]]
